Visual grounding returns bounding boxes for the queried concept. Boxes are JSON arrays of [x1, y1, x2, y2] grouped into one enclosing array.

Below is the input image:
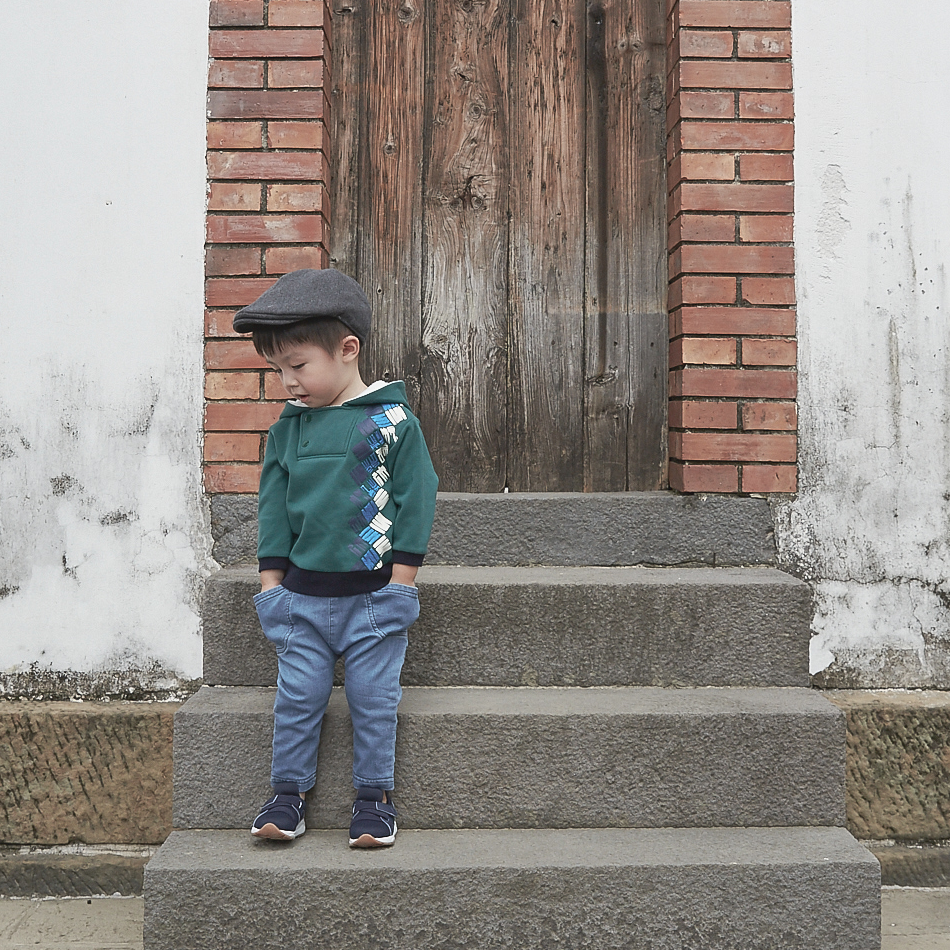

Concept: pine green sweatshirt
[[257, 381, 439, 596]]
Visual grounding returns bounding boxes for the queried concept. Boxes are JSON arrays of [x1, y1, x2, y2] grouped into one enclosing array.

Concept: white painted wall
[[0, 2, 211, 690], [777, 0, 950, 685]]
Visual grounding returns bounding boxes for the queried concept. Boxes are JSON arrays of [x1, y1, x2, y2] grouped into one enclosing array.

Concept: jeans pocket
[[253, 584, 284, 605], [254, 585, 293, 654], [366, 584, 420, 638]]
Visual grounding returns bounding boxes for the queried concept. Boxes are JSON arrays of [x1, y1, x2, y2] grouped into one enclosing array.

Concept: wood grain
[[419, 0, 509, 490], [508, 0, 588, 490], [330, 0, 667, 491], [584, 0, 668, 490], [625, 0, 668, 489], [357, 0, 426, 404], [328, 0, 363, 275]]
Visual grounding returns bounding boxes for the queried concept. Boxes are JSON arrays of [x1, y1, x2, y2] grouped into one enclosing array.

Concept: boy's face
[[263, 338, 361, 408]]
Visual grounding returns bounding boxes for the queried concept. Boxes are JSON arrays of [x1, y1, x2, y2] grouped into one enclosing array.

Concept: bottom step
[[145, 827, 880, 949]]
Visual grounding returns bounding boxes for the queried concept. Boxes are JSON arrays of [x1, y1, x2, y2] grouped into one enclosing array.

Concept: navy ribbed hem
[[391, 550, 425, 567], [258, 556, 291, 573], [281, 563, 394, 597]]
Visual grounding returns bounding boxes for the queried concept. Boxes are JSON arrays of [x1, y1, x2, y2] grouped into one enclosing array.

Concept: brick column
[[204, 0, 331, 494], [666, 0, 797, 493]]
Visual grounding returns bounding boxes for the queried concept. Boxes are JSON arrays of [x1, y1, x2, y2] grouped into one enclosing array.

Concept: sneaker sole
[[251, 820, 305, 841], [348, 833, 396, 848]]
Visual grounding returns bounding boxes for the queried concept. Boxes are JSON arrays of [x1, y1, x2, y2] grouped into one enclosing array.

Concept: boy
[[232, 268, 438, 847]]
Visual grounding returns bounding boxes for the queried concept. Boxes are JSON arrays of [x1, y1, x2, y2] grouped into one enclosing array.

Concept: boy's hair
[[252, 317, 355, 359]]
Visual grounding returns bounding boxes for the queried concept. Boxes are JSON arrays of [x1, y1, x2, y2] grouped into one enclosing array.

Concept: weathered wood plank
[[625, 0, 668, 489], [419, 0, 509, 491], [584, 0, 626, 490], [508, 0, 588, 491], [357, 0, 426, 404], [334, 0, 666, 491], [328, 0, 363, 275], [583, 0, 668, 490]]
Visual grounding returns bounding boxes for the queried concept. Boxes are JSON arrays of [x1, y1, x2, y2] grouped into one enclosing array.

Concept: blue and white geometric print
[[346, 404, 405, 571], [349, 484, 390, 511], [361, 403, 407, 444]]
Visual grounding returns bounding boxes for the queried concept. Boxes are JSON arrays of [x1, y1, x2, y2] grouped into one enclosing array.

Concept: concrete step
[[203, 565, 811, 688], [210, 490, 778, 568], [144, 827, 880, 950], [173, 685, 844, 831], [0, 850, 149, 898]]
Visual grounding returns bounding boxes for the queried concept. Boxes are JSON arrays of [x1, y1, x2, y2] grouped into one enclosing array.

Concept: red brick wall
[[204, 0, 332, 493], [666, 0, 797, 493]]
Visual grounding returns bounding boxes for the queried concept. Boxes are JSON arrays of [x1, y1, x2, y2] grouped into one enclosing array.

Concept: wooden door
[[330, 0, 667, 491]]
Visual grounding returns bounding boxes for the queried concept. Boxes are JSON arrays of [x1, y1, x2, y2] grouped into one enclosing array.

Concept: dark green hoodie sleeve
[[257, 426, 294, 570], [386, 415, 439, 563]]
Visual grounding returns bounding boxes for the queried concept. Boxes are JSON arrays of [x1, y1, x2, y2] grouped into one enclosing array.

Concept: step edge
[[146, 826, 878, 874]]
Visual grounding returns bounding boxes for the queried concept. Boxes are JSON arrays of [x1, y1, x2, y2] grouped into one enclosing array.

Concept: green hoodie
[[257, 381, 439, 596]]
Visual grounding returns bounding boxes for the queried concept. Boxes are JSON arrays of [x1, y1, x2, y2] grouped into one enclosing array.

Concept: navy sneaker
[[348, 787, 397, 848], [251, 792, 306, 840]]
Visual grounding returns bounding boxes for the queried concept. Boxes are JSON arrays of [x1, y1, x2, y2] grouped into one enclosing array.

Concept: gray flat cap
[[232, 268, 372, 342]]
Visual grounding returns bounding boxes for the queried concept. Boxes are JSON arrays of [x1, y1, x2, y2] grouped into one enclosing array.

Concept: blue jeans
[[252, 582, 419, 793]]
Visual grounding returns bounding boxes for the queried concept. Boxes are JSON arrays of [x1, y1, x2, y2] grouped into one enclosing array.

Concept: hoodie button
[[305, 415, 312, 422], [302, 440, 310, 447]]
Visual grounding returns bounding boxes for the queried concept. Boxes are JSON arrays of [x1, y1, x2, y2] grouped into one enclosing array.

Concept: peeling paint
[[49, 475, 82, 497], [781, 0, 950, 687], [99, 509, 136, 527], [815, 165, 852, 276], [0, 367, 213, 683], [0, 0, 211, 696]]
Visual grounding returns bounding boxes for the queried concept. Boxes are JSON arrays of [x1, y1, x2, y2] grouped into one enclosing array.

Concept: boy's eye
[[291, 363, 305, 371]]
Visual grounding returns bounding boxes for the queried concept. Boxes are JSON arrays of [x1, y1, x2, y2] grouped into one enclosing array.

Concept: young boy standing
[[232, 268, 438, 848]]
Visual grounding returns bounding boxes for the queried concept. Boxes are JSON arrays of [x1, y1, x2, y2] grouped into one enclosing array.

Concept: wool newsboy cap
[[232, 268, 372, 342]]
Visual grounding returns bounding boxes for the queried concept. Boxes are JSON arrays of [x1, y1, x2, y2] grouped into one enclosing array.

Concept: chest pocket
[[296, 411, 359, 458]]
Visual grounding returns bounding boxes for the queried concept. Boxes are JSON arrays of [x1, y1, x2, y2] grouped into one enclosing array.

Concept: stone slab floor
[[881, 888, 950, 949], [0, 888, 946, 948], [0, 896, 142, 949]]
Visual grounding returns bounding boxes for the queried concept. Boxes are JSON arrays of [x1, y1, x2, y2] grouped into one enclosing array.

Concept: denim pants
[[252, 582, 420, 793]]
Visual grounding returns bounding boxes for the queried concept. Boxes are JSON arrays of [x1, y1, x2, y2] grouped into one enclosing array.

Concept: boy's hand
[[390, 563, 418, 587], [260, 569, 286, 592]]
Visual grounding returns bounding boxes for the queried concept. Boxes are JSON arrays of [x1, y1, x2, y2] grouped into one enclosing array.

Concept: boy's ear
[[340, 335, 361, 362]]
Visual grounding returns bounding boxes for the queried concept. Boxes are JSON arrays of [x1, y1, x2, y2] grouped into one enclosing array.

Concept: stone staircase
[[144, 493, 881, 949]]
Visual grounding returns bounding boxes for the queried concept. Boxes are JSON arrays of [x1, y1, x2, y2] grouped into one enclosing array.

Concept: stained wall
[[0, 1, 210, 693], [777, 0, 950, 686]]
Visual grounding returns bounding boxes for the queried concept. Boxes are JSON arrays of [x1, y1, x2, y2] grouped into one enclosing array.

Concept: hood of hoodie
[[275, 380, 410, 420]]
